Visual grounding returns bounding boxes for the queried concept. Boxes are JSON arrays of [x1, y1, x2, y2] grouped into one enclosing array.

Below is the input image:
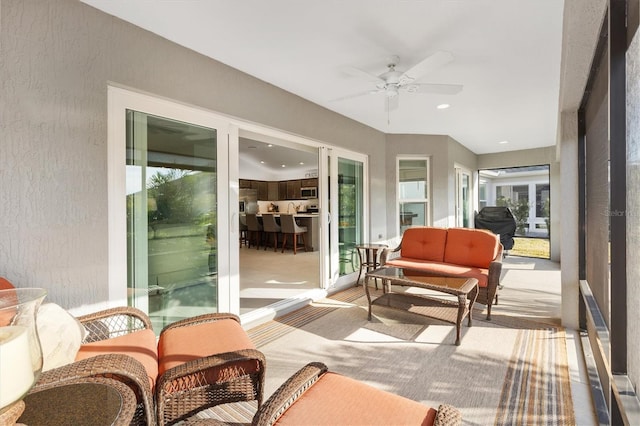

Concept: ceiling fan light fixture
[[386, 85, 399, 97]]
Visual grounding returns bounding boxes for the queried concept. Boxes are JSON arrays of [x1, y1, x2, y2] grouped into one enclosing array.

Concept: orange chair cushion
[[75, 328, 159, 389], [0, 278, 16, 290], [158, 318, 258, 380], [443, 228, 499, 269], [385, 258, 488, 288], [400, 227, 448, 262], [275, 372, 437, 425]]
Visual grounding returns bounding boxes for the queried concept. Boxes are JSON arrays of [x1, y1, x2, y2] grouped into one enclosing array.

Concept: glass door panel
[[327, 149, 367, 287], [455, 168, 471, 228], [338, 158, 364, 276], [126, 110, 219, 330]]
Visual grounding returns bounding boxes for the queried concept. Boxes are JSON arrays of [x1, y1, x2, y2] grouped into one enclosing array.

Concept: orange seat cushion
[[275, 372, 437, 425], [443, 228, 499, 269], [75, 328, 159, 389], [385, 258, 488, 288], [158, 318, 258, 381], [400, 227, 448, 262]]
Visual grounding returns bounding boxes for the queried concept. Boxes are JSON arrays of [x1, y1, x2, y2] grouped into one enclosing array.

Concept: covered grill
[[474, 206, 516, 251]]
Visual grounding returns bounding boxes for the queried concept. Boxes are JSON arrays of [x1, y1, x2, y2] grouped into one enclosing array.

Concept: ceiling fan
[[336, 51, 463, 112]]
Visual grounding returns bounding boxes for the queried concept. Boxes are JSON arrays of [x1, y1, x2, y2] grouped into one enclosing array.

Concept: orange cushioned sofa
[[380, 227, 503, 319]]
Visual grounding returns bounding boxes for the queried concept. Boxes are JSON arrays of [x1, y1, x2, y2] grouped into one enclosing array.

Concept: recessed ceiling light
[[267, 144, 273, 147], [299, 162, 304, 165], [260, 161, 265, 164], [436, 103, 450, 109], [499, 140, 509, 144], [281, 164, 286, 168]]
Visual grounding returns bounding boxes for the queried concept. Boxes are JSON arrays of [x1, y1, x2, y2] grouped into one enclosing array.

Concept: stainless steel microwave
[[300, 187, 317, 198]]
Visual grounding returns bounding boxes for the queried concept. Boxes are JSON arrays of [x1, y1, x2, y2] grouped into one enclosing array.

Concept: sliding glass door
[[109, 87, 232, 331], [327, 148, 368, 288]]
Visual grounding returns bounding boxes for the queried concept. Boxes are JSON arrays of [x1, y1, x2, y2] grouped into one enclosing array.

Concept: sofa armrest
[[35, 353, 155, 425], [380, 244, 402, 265], [77, 307, 152, 343], [157, 348, 266, 425], [252, 362, 328, 426]]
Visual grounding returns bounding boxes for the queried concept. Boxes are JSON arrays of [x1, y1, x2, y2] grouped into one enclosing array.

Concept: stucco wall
[[0, 0, 387, 309]]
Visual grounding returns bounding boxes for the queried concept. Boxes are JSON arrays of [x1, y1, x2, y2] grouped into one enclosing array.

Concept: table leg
[[356, 248, 365, 286], [467, 285, 478, 327], [455, 294, 466, 346], [365, 275, 372, 321]]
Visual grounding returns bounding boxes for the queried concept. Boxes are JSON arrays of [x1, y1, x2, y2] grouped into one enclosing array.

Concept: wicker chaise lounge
[[252, 362, 462, 426]]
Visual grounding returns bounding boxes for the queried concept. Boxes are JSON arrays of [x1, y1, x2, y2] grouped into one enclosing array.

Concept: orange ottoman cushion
[[400, 227, 448, 262], [158, 319, 258, 381], [75, 328, 159, 389], [275, 372, 437, 425], [443, 228, 499, 269]]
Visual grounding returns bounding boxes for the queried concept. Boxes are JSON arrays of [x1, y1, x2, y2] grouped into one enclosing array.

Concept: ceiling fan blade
[[330, 89, 383, 102], [340, 66, 385, 84], [404, 83, 463, 95], [399, 51, 454, 85]]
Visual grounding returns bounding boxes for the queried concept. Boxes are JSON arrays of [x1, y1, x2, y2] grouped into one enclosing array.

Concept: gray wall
[[383, 134, 478, 235], [0, 0, 387, 308], [384, 134, 449, 235]]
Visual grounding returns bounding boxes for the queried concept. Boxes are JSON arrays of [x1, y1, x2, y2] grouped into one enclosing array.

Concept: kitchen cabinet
[[267, 182, 279, 200], [239, 179, 252, 189], [278, 182, 287, 200], [286, 180, 301, 199], [301, 178, 318, 188], [251, 180, 268, 200]]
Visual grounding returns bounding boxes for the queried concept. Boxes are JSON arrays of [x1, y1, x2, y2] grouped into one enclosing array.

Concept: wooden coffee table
[[365, 267, 478, 345]]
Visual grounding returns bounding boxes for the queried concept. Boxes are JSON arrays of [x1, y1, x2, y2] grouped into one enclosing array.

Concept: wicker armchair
[[36, 308, 266, 426], [252, 362, 462, 426], [156, 313, 266, 426], [36, 307, 156, 425]]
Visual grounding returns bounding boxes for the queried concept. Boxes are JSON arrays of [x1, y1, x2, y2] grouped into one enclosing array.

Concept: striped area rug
[[493, 324, 574, 425], [203, 286, 574, 425]]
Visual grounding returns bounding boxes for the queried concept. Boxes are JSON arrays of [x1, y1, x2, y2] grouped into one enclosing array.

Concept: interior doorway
[[237, 133, 322, 315]]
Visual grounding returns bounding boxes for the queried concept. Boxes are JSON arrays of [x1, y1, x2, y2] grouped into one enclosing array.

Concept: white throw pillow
[[36, 303, 87, 371]]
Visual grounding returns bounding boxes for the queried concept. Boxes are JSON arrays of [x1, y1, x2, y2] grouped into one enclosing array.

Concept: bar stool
[[245, 213, 263, 249], [239, 215, 249, 248], [355, 243, 388, 288], [261, 214, 281, 252], [280, 214, 307, 254]]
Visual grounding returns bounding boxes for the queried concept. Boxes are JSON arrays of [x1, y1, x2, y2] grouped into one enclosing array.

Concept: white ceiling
[[82, 0, 565, 155]]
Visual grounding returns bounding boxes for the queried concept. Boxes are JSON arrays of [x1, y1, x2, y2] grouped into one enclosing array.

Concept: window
[[397, 158, 430, 234], [536, 184, 550, 218]]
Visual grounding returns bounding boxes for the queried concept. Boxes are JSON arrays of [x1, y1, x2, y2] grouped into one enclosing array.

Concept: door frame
[[107, 85, 232, 311]]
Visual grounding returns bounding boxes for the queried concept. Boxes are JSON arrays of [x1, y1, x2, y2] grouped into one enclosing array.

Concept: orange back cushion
[[0, 278, 16, 290], [400, 227, 448, 262], [444, 228, 499, 268]]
